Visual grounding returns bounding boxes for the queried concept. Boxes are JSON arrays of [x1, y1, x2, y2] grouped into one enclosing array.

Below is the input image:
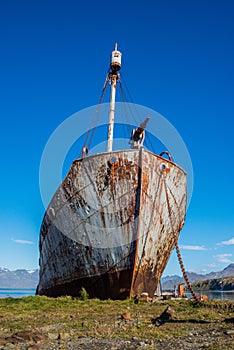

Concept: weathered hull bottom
[[37, 268, 134, 300]]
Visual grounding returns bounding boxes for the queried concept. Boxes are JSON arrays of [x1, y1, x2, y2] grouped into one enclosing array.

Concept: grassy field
[[0, 296, 233, 348]]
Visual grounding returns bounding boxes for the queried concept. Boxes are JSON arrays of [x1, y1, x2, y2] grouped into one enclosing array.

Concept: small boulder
[[134, 292, 153, 303], [152, 306, 176, 326], [121, 312, 131, 320], [160, 306, 175, 320]]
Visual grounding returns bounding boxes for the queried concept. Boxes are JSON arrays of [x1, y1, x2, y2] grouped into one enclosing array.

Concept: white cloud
[[179, 245, 207, 251], [207, 263, 216, 269], [12, 239, 34, 245], [218, 237, 234, 246], [214, 254, 233, 263]]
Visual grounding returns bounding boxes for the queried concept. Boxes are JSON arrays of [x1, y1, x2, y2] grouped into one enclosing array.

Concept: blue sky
[[0, 0, 233, 276]]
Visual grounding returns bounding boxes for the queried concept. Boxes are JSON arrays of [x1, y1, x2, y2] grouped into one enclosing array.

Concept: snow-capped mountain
[[0, 268, 39, 288]]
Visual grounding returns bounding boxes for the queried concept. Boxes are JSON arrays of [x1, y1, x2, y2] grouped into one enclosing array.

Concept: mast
[[107, 43, 122, 152]]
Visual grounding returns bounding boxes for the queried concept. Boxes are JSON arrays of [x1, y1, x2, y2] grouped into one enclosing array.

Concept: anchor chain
[[174, 241, 201, 303], [163, 178, 201, 303]]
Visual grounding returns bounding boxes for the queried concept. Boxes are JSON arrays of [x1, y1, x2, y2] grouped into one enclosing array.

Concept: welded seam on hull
[[53, 153, 141, 243], [80, 156, 121, 277], [67, 188, 135, 222], [49, 155, 139, 225], [43, 159, 106, 224], [40, 178, 135, 257], [166, 184, 187, 226], [130, 148, 143, 297], [130, 154, 164, 294], [162, 178, 180, 247]]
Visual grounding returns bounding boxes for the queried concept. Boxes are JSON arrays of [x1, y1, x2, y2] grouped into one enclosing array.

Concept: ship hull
[[37, 149, 186, 299]]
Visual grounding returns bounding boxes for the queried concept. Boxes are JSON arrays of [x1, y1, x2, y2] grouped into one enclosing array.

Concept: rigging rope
[[82, 72, 109, 153], [121, 73, 142, 124], [119, 81, 132, 139], [120, 74, 156, 153], [82, 70, 156, 154]]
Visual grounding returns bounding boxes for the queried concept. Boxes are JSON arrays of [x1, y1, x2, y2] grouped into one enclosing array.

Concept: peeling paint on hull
[[37, 148, 187, 299]]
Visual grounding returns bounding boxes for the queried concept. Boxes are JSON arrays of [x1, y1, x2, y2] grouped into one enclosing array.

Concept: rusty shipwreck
[[37, 44, 187, 299]]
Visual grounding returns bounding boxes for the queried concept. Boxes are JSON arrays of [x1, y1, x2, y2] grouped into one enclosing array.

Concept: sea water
[[0, 288, 234, 301], [186, 290, 234, 301], [0, 288, 36, 298]]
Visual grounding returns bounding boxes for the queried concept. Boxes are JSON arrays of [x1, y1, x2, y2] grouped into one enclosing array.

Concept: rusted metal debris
[[37, 148, 186, 299]]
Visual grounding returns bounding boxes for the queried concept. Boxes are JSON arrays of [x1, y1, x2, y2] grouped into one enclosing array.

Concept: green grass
[[0, 297, 233, 340]]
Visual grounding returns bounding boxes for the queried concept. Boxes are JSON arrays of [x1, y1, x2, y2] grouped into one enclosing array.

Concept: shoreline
[[1, 288, 234, 301]]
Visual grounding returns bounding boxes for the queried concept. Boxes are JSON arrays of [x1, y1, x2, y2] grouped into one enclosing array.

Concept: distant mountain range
[[1, 264, 234, 290], [0, 268, 39, 288], [161, 264, 234, 290], [192, 275, 234, 291]]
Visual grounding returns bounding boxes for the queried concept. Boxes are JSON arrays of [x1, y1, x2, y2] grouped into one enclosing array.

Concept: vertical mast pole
[[107, 75, 117, 152], [107, 43, 122, 152]]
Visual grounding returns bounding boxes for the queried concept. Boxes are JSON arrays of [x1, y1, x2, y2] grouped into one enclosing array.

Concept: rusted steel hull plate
[[37, 149, 186, 299]]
